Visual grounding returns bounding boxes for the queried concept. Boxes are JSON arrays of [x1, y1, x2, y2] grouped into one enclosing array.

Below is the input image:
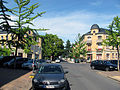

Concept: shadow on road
[[0, 67, 30, 87]]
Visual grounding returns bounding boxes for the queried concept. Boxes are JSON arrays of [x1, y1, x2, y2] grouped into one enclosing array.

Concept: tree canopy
[[103, 16, 120, 71], [72, 33, 87, 59], [41, 34, 64, 60]]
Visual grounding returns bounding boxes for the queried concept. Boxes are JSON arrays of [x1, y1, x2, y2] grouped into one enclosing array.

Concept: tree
[[0, 47, 11, 56], [72, 33, 87, 59], [41, 34, 64, 60], [0, 0, 46, 68], [63, 40, 72, 58], [103, 16, 120, 71]]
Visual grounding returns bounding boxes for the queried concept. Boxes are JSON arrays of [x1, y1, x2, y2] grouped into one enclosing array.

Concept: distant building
[[83, 24, 118, 62], [0, 30, 42, 59]]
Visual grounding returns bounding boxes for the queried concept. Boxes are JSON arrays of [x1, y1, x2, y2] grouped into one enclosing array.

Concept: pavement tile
[[97, 71, 120, 82]]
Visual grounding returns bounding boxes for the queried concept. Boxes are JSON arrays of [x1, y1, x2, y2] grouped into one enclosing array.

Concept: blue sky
[[6, 0, 120, 43]]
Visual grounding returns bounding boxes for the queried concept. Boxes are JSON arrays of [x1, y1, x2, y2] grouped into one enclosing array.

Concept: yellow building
[[0, 30, 42, 59], [83, 24, 118, 62]]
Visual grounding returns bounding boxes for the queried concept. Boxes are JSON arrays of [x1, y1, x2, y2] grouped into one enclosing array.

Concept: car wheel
[[105, 67, 109, 71], [91, 66, 95, 70]]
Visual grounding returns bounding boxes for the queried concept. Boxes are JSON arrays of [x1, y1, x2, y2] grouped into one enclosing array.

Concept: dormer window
[[93, 31, 95, 33]]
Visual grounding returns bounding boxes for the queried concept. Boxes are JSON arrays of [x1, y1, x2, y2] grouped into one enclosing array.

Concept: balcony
[[96, 48, 103, 52], [88, 49, 92, 51], [86, 40, 92, 45], [96, 39, 103, 44]]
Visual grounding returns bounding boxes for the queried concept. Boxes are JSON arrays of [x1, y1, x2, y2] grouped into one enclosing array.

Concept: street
[[1, 62, 120, 90], [61, 62, 120, 90]]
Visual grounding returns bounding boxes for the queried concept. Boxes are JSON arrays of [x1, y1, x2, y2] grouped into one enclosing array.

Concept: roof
[[91, 24, 99, 30], [83, 24, 109, 36]]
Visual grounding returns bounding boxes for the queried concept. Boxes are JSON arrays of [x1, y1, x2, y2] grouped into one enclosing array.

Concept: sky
[[6, 0, 120, 44]]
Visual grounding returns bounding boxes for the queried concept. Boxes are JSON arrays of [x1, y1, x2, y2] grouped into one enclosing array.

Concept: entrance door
[[87, 54, 92, 62], [96, 54, 102, 60]]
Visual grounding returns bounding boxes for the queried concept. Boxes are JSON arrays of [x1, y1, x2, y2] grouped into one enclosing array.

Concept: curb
[[107, 76, 120, 82]]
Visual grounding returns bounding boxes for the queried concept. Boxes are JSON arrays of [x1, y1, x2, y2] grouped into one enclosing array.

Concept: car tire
[[105, 67, 109, 71], [91, 66, 95, 70]]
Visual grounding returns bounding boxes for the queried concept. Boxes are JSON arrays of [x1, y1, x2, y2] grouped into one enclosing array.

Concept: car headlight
[[59, 79, 65, 84], [110, 66, 113, 68], [33, 79, 38, 83]]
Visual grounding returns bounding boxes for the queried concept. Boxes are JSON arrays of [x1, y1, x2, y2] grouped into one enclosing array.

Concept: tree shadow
[[0, 67, 30, 87]]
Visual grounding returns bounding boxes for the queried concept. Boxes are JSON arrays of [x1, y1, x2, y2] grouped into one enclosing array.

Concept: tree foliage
[[0, 0, 47, 68], [103, 16, 120, 71], [72, 33, 87, 59], [41, 34, 64, 60], [63, 40, 72, 58]]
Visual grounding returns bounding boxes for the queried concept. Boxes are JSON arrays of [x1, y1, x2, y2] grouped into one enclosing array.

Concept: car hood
[[34, 73, 64, 81]]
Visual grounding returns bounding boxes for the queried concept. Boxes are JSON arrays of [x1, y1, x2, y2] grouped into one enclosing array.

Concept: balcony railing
[[88, 49, 92, 51]]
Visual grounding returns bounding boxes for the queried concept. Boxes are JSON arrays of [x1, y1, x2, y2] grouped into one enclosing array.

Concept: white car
[[55, 59, 60, 63]]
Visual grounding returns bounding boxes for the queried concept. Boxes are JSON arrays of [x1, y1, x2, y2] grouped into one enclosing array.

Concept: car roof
[[41, 63, 61, 66]]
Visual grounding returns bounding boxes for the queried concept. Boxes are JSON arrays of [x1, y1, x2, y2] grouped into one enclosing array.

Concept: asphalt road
[[61, 62, 120, 90]]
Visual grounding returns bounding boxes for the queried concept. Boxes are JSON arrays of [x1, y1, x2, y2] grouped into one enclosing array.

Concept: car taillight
[[32, 63, 34, 67]]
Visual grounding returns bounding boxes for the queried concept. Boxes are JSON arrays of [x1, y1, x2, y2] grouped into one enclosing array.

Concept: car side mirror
[[64, 71, 69, 74]]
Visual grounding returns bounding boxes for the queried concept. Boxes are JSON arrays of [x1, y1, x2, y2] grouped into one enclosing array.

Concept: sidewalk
[[97, 71, 120, 82], [0, 71, 32, 90]]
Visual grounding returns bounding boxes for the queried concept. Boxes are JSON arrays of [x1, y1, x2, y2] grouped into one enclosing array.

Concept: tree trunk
[[14, 46, 18, 69], [117, 44, 119, 71]]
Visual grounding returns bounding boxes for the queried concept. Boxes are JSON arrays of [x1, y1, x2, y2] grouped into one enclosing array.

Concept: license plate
[[46, 85, 54, 88]]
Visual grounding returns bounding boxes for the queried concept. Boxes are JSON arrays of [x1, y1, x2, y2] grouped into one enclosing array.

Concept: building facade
[[83, 24, 118, 62], [0, 30, 42, 59]]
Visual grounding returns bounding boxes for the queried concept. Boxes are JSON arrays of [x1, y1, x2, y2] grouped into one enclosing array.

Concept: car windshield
[[27, 60, 33, 63], [38, 65, 63, 74]]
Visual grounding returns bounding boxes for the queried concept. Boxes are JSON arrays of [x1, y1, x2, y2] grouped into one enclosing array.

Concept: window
[[98, 36, 102, 39], [87, 36, 91, 40], [6, 36, 8, 40], [1, 36, 3, 40], [106, 36, 108, 39], [116, 53, 118, 58], [106, 54, 110, 60], [29, 31, 31, 34], [112, 53, 114, 59]]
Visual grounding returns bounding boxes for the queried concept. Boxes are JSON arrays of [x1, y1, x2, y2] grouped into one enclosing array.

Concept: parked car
[[90, 60, 117, 71], [4, 57, 29, 68], [0, 56, 17, 67], [102, 60, 117, 71], [55, 59, 61, 63], [32, 64, 69, 90], [46, 59, 51, 63], [22, 59, 36, 70], [109, 60, 120, 65]]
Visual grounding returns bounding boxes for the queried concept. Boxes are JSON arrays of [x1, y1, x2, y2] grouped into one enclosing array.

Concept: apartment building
[[83, 24, 118, 62], [0, 30, 42, 59]]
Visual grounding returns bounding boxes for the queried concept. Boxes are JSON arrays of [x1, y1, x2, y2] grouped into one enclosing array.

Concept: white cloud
[[7, 11, 117, 43], [32, 11, 116, 43]]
